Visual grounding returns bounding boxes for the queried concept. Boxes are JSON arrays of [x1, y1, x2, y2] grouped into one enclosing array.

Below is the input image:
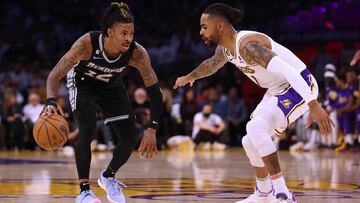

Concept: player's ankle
[[79, 182, 90, 192], [256, 175, 272, 193]]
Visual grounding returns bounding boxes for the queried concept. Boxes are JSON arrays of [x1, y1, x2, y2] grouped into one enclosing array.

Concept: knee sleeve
[[246, 117, 277, 157], [242, 135, 265, 167]]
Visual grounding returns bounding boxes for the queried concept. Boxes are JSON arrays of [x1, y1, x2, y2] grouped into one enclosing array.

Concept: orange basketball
[[33, 114, 69, 150]]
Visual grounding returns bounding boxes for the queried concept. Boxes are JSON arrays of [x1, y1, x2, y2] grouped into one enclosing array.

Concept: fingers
[[41, 106, 57, 116], [138, 138, 145, 152], [324, 115, 333, 135], [317, 115, 332, 136], [57, 106, 65, 117], [350, 59, 356, 66]]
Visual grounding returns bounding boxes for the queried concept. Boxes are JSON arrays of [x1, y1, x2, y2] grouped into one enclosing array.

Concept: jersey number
[[84, 70, 113, 83]]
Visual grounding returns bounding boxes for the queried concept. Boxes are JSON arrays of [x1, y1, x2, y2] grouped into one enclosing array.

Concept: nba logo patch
[[224, 49, 234, 60], [281, 99, 292, 108]]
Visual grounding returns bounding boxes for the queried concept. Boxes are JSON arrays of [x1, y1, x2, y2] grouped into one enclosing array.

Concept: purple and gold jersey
[[326, 85, 354, 109]]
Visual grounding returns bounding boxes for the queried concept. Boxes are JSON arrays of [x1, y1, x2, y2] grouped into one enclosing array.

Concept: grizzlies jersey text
[[68, 31, 135, 89]]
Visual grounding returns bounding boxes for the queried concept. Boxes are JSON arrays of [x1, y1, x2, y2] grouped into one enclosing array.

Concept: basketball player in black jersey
[[42, 2, 162, 203]]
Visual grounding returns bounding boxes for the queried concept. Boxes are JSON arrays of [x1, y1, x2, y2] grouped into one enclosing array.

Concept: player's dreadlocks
[[101, 2, 134, 36], [203, 3, 244, 25]]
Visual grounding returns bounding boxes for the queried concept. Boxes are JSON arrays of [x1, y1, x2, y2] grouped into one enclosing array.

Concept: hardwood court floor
[[0, 149, 359, 203]]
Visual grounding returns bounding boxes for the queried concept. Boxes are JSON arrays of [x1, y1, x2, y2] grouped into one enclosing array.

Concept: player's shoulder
[[132, 42, 149, 58], [237, 30, 272, 50]]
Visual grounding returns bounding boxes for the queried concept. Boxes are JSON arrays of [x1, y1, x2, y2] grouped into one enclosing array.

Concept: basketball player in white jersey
[[174, 3, 333, 203]]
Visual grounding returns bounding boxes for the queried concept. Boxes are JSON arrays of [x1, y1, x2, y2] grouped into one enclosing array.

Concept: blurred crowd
[[0, 0, 359, 152]]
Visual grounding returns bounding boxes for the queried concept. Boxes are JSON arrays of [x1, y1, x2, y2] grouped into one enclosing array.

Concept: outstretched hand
[[173, 76, 195, 89], [306, 100, 334, 136]]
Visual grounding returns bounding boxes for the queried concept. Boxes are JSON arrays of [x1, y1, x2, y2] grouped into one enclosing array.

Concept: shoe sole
[[97, 178, 125, 203]]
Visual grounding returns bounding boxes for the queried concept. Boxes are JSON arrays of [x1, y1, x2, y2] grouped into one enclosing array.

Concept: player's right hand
[[173, 75, 195, 89], [41, 98, 64, 117], [306, 100, 334, 136], [350, 50, 360, 66]]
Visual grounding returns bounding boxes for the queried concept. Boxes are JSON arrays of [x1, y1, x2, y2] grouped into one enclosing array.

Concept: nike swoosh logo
[[152, 121, 158, 124]]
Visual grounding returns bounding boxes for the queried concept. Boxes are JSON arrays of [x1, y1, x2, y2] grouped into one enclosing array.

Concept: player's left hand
[[306, 100, 334, 136], [138, 128, 158, 160]]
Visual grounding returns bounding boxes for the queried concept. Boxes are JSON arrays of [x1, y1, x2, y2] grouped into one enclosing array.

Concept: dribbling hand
[[306, 100, 334, 136], [41, 98, 64, 117], [173, 76, 195, 89], [138, 128, 158, 160]]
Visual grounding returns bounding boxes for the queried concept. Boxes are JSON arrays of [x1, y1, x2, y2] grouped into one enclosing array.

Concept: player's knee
[[242, 136, 265, 167], [245, 118, 276, 157]]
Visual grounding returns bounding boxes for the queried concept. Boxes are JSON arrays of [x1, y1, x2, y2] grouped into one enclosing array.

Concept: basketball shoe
[[76, 190, 101, 203], [98, 171, 126, 203], [236, 186, 276, 203], [271, 192, 297, 203]]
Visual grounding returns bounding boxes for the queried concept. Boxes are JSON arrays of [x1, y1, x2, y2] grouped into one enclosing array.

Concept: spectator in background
[[180, 88, 198, 135], [1, 92, 25, 150], [335, 73, 355, 152], [222, 87, 248, 146], [22, 92, 44, 149], [200, 87, 226, 118], [192, 104, 226, 150], [132, 87, 150, 110]]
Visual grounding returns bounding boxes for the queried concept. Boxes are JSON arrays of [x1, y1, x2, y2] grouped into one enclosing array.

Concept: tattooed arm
[[239, 34, 334, 135], [129, 43, 162, 159], [47, 34, 92, 98], [238, 34, 275, 67], [129, 43, 159, 87], [173, 46, 227, 88], [188, 46, 227, 80]]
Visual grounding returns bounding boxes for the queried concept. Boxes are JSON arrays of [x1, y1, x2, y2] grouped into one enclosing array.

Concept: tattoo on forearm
[[140, 66, 158, 87], [188, 46, 226, 80], [47, 38, 88, 98], [242, 41, 276, 67]]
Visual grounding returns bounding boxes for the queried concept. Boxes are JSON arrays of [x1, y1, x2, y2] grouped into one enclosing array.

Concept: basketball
[[33, 114, 69, 150]]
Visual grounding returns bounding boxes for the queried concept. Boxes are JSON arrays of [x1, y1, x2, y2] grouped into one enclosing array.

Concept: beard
[[202, 34, 219, 48]]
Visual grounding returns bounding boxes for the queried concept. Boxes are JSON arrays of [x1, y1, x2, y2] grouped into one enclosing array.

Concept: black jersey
[[68, 31, 136, 89]]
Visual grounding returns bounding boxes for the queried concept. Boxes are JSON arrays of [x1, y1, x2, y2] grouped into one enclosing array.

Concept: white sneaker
[[76, 190, 101, 203], [271, 192, 297, 203], [98, 171, 126, 203], [236, 186, 275, 203]]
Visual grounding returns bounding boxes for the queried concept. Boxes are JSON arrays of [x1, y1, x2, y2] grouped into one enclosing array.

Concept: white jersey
[[223, 30, 307, 95]]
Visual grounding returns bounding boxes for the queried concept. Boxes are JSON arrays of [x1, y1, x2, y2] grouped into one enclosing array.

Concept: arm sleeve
[[146, 83, 163, 129], [267, 56, 317, 104]]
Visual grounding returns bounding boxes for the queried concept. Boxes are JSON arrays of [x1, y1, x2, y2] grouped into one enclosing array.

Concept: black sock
[[103, 166, 117, 178], [80, 182, 90, 193]]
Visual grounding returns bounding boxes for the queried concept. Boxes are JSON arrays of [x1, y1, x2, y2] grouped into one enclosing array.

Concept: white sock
[[256, 175, 272, 193], [271, 175, 290, 196]]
